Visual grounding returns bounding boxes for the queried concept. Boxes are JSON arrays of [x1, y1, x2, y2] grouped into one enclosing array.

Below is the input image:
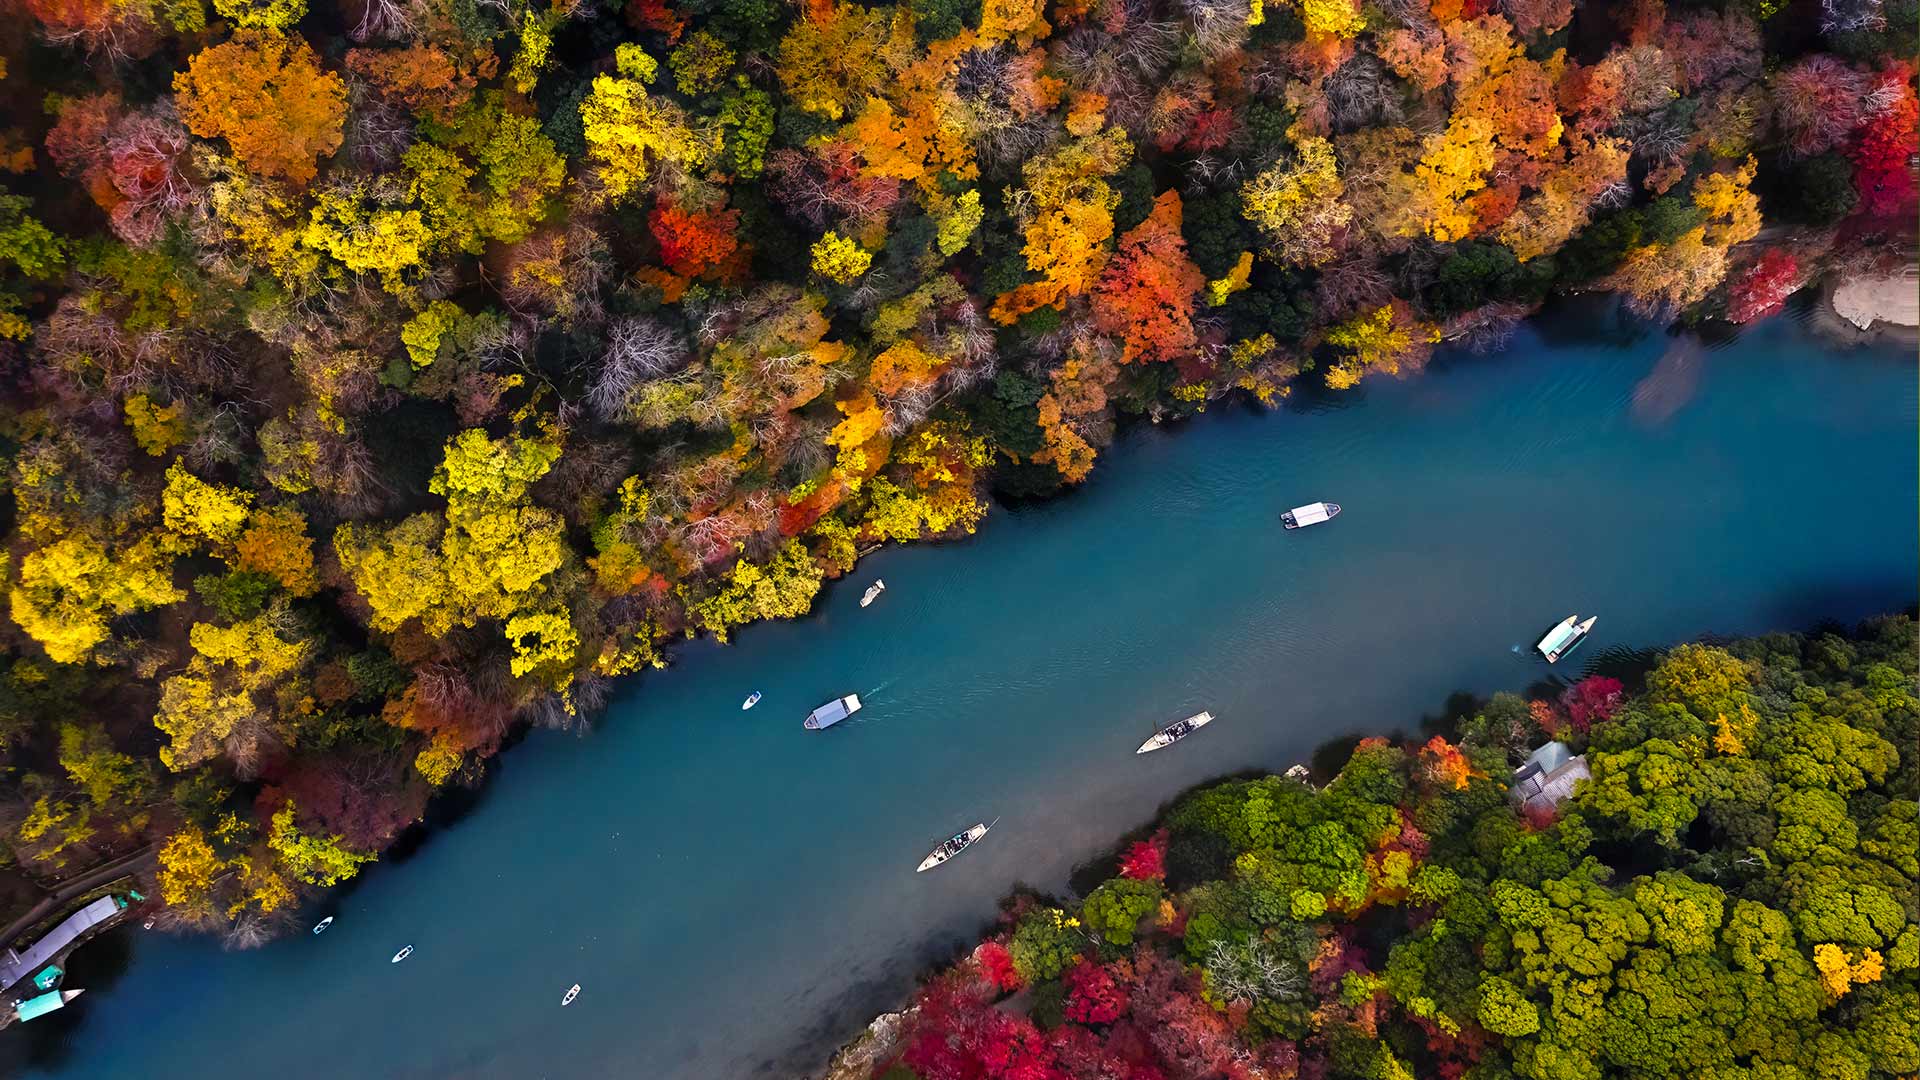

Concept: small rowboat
[[1282, 502, 1341, 529], [312, 916, 334, 935], [916, 819, 996, 873], [1536, 615, 1597, 664], [741, 691, 762, 710], [860, 579, 887, 607], [561, 984, 581, 1006], [1136, 711, 1215, 754], [391, 945, 414, 964]]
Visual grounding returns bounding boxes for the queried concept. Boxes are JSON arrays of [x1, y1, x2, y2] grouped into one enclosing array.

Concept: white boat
[[916, 819, 995, 873], [561, 983, 581, 1006], [1282, 502, 1341, 529], [860, 579, 887, 607], [1536, 615, 1597, 663], [741, 691, 762, 710], [390, 945, 414, 964], [1136, 711, 1215, 754], [312, 916, 333, 935], [804, 693, 862, 731]]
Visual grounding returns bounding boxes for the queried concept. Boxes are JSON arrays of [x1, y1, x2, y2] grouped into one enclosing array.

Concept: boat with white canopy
[[1536, 615, 1597, 663], [916, 820, 995, 872], [1135, 711, 1215, 754], [1282, 502, 1341, 529], [860, 579, 887, 607], [804, 694, 862, 730]]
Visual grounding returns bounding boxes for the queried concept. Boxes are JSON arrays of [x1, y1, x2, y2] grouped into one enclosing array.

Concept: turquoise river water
[[9, 305, 1917, 1079]]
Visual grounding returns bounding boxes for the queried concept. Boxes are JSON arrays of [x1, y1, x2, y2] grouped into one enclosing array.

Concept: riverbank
[[1823, 268, 1920, 345], [11, 312, 1914, 1080], [821, 618, 1919, 1080]]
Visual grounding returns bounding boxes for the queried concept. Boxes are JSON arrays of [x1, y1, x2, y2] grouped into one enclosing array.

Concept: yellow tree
[[580, 44, 717, 202], [10, 532, 181, 664], [161, 461, 253, 554], [775, 2, 890, 121], [1241, 136, 1351, 267], [990, 129, 1132, 323], [153, 607, 312, 770]]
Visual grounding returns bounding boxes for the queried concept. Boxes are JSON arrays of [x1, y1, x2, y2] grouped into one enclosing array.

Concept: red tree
[[1724, 251, 1799, 324], [977, 940, 1024, 992], [1118, 831, 1166, 881], [1559, 675, 1624, 733], [649, 201, 744, 280], [1063, 960, 1129, 1025], [1850, 69, 1919, 219]]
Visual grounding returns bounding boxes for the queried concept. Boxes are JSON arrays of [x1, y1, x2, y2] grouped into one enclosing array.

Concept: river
[[10, 304, 1916, 1079]]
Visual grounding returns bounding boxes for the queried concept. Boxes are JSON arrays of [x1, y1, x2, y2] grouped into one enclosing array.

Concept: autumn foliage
[[0, 0, 1911, 953]]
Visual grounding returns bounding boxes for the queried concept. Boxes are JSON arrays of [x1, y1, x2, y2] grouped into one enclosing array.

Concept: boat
[[741, 690, 762, 711], [1135, 711, 1215, 754], [1282, 502, 1341, 529], [561, 984, 581, 1006], [1536, 615, 1597, 663], [804, 693, 862, 731], [390, 945, 414, 964], [860, 579, 887, 607], [312, 916, 333, 935], [916, 819, 996, 873]]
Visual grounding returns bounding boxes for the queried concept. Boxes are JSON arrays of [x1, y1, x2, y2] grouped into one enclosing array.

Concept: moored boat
[[561, 984, 581, 1006], [1136, 711, 1215, 754], [916, 819, 995, 872], [804, 694, 862, 730], [312, 916, 333, 935], [1536, 615, 1597, 663], [741, 690, 762, 711], [390, 945, 414, 964], [860, 579, 887, 607], [1282, 502, 1341, 529]]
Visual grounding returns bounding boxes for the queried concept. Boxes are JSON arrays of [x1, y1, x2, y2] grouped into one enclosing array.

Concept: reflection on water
[[1631, 337, 1706, 425]]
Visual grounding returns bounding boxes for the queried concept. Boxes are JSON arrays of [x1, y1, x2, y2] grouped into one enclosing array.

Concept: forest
[[0, 0, 1915, 942], [857, 618, 1920, 1080]]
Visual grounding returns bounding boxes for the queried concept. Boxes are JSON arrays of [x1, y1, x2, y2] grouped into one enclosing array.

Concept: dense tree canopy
[[869, 618, 1919, 1080], [0, 0, 1912, 944]]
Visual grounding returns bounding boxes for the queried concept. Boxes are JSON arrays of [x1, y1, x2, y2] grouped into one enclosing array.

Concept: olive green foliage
[[908, 619, 1918, 1080]]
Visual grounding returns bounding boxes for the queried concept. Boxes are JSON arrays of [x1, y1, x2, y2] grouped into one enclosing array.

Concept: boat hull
[[916, 823, 990, 872], [1537, 616, 1596, 663], [1136, 711, 1215, 753], [804, 693, 862, 730], [1282, 503, 1340, 530]]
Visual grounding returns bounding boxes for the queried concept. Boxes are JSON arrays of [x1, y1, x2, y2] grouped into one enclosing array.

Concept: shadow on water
[[16, 926, 136, 1072]]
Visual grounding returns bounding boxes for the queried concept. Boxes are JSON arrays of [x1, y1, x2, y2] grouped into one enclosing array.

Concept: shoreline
[[810, 615, 1918, 1080], [1814, 270, 1920, 348]]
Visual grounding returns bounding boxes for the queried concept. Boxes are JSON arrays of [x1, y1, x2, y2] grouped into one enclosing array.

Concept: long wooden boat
[[916, 820, 994, 872], [1136, 711, 1215, 754]]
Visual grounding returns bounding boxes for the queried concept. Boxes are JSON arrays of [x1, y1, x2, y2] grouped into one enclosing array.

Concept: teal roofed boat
[[32, 964, 62, 990], [1536, 615, 1597, 664], [15, 989, 83, 1023]]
